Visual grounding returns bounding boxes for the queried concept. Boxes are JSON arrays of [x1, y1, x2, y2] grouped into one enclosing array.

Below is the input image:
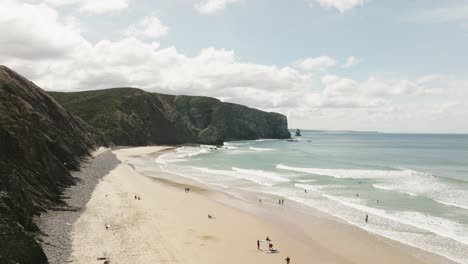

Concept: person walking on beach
[[285, 256, 291, 264], [365, 214, 369, 223], [257, 240, 260, 250]]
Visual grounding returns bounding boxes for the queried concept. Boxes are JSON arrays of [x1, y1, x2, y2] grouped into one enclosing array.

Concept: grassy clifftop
[[50, 88, 291, 146], [50, 88, 141, 140]]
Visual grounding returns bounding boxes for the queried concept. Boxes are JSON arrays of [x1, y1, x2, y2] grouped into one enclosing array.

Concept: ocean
[[131, 131, 468, 263]]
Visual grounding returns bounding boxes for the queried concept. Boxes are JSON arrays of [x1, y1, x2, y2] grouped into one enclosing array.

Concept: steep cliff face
[[49, 89, 195, 145], [0, 66, 108, 263], [222, 102, 291, 140], [50, 89, 291, 146], [164, 95, 291, 144]]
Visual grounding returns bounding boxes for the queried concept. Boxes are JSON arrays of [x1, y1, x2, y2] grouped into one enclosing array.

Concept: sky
[[0, 0, 467, 133]]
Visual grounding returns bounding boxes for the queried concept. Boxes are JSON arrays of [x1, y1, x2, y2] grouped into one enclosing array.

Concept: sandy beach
[[66, 146, 450, 264]]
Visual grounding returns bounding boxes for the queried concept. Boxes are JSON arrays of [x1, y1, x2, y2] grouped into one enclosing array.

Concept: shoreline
[[64, 146, 453, 264], [35, 148, 119, 264], [139, 161, 454, 264]]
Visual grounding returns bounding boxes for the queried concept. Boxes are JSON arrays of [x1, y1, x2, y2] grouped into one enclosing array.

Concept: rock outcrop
[[50, 89, 291, 146], [0, 66, 108, 263]]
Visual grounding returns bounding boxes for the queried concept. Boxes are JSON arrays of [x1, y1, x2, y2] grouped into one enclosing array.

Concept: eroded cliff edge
[[49, 88, 291, 146]]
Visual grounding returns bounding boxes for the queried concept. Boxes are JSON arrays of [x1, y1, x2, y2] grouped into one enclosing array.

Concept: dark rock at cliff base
[[0, 65, 108, 263], [49, 89, 291, 146]]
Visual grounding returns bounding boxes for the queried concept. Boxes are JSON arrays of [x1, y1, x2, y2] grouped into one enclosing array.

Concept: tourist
[[257, 240, 260, 250], [365, 214, 369, 223], [266, 236, 271, 241], [285, 256, 291, 264]]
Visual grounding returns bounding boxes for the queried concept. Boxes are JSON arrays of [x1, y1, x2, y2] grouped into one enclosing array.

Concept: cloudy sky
[[1, 0, 467, 133]]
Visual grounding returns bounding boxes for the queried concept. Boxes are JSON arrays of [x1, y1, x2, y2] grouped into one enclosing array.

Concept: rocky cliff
[[0, 66, 108, 263], [49, 89, 291, 146], [0, 66, 290, 263]]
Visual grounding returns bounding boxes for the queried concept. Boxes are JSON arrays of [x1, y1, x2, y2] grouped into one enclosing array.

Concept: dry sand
[[69, 146, 449, 264], [36, 149, 120, 264]]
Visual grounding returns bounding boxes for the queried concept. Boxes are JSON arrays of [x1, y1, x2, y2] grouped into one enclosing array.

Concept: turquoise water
[[137, 132, 468, 263]]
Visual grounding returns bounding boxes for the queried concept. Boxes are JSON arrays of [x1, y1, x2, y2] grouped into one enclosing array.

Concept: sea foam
[[191, 166, 289, 187]]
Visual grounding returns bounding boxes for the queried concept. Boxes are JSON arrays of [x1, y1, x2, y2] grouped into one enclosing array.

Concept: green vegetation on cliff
[[50, 88, 291, 146], [50, 88, 141, 142]]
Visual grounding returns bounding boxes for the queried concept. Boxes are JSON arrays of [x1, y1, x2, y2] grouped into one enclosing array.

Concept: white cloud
[[44, 0, 130, 14], [0, 1, 89, 60], [123, 15, 169, 39], [416, 74, 442, 84], [294, 56, 336, 71], [360, 77, 441, 97], [342, 56, 359, 68], [195, 0, 240, 14], [322, 75, 441, 99], [0, 2, 314, 110], [319, 75, 386, 108], [1, 0, 467, 133], [409, 4, 468, 24], [314, 0, 365, 13]]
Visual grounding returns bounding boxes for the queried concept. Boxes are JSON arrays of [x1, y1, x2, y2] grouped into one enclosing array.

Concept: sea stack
[[295, 129, 302, 137]]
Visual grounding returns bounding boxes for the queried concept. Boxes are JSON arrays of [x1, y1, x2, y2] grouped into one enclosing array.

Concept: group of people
[[184, 187, 191, 192], [256, 236, 291, 263], [134, 195, 141, 200], [258, 197, 286, 205]]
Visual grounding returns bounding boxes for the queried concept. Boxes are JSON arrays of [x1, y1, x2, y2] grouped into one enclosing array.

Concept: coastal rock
[[49, 88, 291, 145], [0, 66, 108, 263]]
